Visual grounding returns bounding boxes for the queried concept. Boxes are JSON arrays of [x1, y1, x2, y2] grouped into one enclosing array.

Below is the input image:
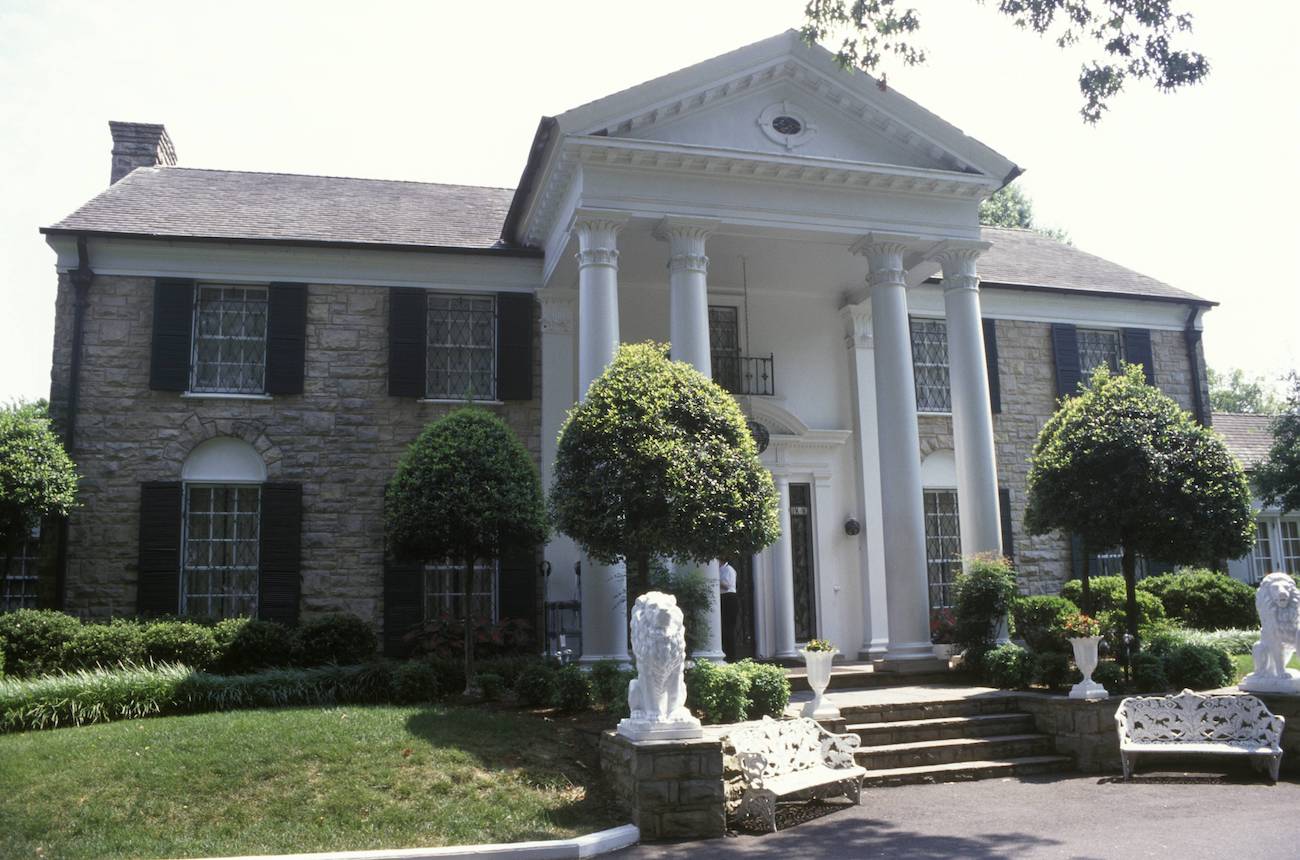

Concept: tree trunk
[[463, 554, 476, 696], [1079, 540, 1093, 616], [1122, 541, 1139, 651]]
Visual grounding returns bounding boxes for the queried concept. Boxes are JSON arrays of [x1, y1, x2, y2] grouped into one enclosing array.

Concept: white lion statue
[[617, 591, 702, 741], [1241, 571, 1300, 693]]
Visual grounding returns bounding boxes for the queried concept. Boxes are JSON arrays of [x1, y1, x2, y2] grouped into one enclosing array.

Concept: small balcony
[[713, 353, 775, 397]]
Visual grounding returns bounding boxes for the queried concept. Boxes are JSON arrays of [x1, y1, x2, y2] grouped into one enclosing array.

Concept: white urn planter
[[800, 648, 841, 720], [1068, 635, 1109, 701]]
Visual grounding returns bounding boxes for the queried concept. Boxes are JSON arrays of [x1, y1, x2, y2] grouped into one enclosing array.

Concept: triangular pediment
[[553, 30, 1018, 181]]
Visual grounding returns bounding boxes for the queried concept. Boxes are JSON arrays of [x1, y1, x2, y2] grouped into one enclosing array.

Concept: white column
[[574, 215, 629, 666], [539, 291, 581, 606], [655, 217, 725, 661], [841, 304, 890, 660], [852, 234, 933, 663], [936, 243, 1003, 556], [769, 474, 798, 659]]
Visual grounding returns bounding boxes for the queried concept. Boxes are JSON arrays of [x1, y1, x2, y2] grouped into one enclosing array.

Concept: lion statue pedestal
[[1241, 571, 1300, 694], [617, 591, 703, 742]]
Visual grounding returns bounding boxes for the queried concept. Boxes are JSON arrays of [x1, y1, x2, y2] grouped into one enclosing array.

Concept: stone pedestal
[[599, 732, 726, 841]]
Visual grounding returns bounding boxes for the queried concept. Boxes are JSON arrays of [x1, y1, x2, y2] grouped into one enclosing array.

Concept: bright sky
[[2, 0, 1297, 402]]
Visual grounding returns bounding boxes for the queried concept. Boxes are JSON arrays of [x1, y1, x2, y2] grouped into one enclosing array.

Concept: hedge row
[[0, 610, 377, 678], [970, 639, 1235, 694]]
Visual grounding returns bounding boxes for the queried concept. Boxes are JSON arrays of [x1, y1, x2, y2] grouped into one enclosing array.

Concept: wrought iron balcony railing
[[713, 353, 775, 396]]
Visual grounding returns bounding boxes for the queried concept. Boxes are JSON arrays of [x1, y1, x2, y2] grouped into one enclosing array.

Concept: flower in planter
[[803, 639, 836, 653], [1063, 613, 1102, 638], [930, 607, 957, 644]]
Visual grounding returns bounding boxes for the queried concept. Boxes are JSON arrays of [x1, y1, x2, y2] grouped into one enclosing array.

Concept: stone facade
[[917, 316, 1212, 597], [598, 731, 726, 840], [46, 273, 541, 624]]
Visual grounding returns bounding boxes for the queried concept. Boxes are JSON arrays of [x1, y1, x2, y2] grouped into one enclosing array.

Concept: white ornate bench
[[1115, 689, 1285, 782], [722, 716, 865, 832]]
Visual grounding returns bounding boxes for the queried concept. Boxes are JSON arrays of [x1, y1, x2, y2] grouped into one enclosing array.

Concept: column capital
[[572, 213, 627, 270], [539, 290, 577, 335], [933, 240, 992, 293], [839, 303, 873, 350], [850, 233, 913, 290], [654, 217, 719, 275]]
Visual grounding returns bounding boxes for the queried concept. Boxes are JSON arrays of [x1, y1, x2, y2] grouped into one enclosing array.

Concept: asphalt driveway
[[614, 771, 1300, 859]]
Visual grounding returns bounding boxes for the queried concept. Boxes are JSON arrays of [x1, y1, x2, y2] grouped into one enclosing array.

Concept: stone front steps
[[861, 755, 1074, 787], [784, 661, 953, 693]]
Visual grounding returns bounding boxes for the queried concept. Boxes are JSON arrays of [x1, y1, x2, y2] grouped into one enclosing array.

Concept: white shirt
[[719, 562, 738, 594]]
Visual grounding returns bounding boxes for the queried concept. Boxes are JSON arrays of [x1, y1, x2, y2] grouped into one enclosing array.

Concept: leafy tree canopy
[[801, 0, 1210, 122], [550, 342, 780, 580], [385, 408, 548, 565], [0, 400, 78, 549], [1207, 366, 1284, 415], [1255, 373, 1300, 514], [979, 185, 1070, 243]]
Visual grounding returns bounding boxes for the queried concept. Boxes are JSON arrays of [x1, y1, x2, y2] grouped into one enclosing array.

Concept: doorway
[[790, 482, 818, 642]]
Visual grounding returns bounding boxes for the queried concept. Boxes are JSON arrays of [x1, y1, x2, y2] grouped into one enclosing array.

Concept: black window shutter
[[266, 283, 308, 395], [259, 483, 302, 625], [998, 487, 1015, 563], [388, 288, 427, 397], [1051, 323, 1081, 399], [496, 292, 534, 401], [496, 542, 538, 623], [382, 557, 424, 657], [150, 279, 194, 391], [983, 318, 1002, 414], [1122, 328, 1155, 384], [138, 482, 182, 616]]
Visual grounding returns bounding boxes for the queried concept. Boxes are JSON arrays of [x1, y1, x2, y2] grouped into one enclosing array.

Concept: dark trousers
[[721, 592, 739, 660]]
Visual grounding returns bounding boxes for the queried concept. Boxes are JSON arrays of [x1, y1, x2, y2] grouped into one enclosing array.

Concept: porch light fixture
[[844, 518, 861, 536]]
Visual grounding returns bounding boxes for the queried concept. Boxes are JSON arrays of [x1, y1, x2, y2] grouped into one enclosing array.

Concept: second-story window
[[427, 294, 496, 400], [910, 317, 951, 413], [191, 285, 269, 394], [1077, 328, 1122, 376]]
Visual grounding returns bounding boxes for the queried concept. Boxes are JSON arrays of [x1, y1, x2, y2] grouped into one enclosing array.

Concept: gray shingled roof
[[1212, 412, 1277, 469], [977, 226, 1204, 303], [45, 167, 1208, 303], [46, 167, 521, 252]]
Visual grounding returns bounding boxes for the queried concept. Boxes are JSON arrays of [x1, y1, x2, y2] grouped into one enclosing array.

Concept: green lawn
[[1232, 652, 1300, 682], [0, 705, 621, 860]]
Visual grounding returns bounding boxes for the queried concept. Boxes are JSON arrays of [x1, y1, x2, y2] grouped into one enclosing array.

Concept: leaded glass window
[[428, 294, 496, 400], [1280, 521, 1300, 576], [911, 318, 951, 412], [1250, 521, 1275, 584], [424, 561, 498, 621], [709, 306, 741, 393], [1077, 328, 1122, 376], [1, 526, 40, 611], [789, 483, 818, 642], [182, 485, 260, 618], [191, 286, 268, 393], [924, 489, 962, 608]]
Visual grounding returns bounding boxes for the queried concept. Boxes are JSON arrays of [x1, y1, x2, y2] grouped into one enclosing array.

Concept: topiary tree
[[1026, 365, 1254, 650], [550, 342, 780, 605], [385, 408, 548, 694], [0, 400, 78, 569]]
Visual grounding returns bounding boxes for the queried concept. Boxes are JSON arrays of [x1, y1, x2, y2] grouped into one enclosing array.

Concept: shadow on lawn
[[402, 707, 622, 838]]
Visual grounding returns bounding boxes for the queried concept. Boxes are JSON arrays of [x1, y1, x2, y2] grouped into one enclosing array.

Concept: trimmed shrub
[[213, 618, 293, 674], [293, 614, 378, 666], [589, 660, 634, 717], [1060, 576, 1127, 614], [141, 621, 219, 670], [1131, 652, 1170, 693], [1163, 643, 1233, 691], [0, 646, 5, 678], [60, 619, 145, 671], [734, 659, 791, 720], [953, 555, 1018, 649], [0, 609, 81, 677], [555, 664, 593, 712], [427, 656, 467, 697], [476, 672, 506, 702], [646, 564, 715, 655], [1145, 627, 1255, 656], [1138, 569, 1257, 630], [981, 643, 1032, 689], [514, 663, 559, 708], [391, 660, 439, 704], [1012, 595, 1079, 653], [1092, 660, 1124, 692], [475, 654, 543, 689], [685, 659, 750, 724], [1031, 650, 1076, 690], [1095, 591, 1168, 651]]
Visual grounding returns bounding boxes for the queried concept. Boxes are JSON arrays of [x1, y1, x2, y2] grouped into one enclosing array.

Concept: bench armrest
[[818, 724, 862, 769]]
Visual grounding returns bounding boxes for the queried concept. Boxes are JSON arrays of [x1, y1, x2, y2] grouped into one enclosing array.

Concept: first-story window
[[191, 285, 269, 393], [1, 525, 40, 612], [182, 485, 261, 618], [923, 489, 962, 608], [427, 294, 496, 400], [424, 560, 498, 621], [1249, 521, 1275, 584], [1280, 521, 1300, 576], [911, 317, 951, 412], [1077, 328, 1122, 377]]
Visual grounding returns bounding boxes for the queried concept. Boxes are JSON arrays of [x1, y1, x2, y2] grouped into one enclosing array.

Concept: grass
[[0, 704, 621, 860], [1231, 652, 1300, 682]]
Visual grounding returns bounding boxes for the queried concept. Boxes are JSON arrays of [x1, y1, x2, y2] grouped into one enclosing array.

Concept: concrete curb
[[202, 824, 640, 860]]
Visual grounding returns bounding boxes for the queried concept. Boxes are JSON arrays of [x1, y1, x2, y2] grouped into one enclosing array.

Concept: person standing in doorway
[[719, 558, 738, 661]]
